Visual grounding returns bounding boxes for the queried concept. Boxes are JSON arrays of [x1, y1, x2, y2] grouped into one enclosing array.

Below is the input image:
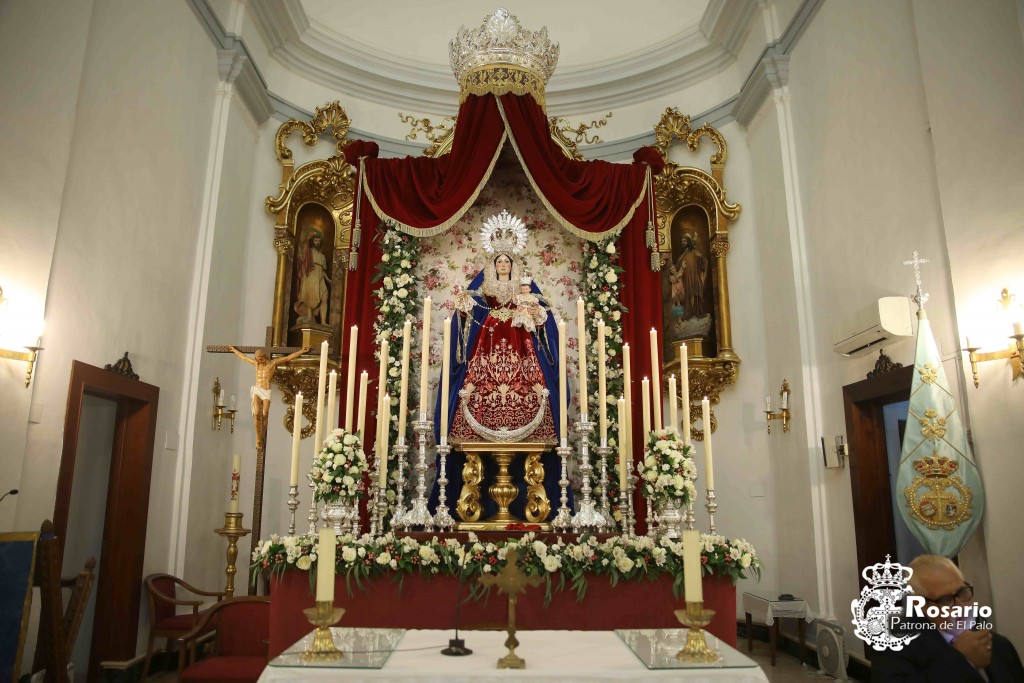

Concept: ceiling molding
[[246, 0, 760, 113]]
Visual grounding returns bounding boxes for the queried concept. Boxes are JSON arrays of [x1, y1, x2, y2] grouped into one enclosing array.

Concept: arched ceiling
[[249, 0, 758, 113]]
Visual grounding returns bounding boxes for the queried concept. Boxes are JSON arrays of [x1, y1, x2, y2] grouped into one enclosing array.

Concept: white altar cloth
[[259, 629, 769, 683]]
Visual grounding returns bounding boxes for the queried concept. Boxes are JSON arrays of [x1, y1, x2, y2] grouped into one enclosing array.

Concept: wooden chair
[[142, 573, 225, 680], [177, 596, 270, 682], [30, 520, 96, 683]]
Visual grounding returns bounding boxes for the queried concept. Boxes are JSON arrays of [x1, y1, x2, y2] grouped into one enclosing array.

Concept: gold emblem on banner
[[904, 455, 973, 530]]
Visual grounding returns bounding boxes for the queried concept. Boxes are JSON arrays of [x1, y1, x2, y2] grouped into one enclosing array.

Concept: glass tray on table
[[615, 628, 761, 670], [269, 627, 406, 669]]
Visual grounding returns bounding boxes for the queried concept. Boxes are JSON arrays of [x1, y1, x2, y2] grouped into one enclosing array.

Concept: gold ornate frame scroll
[[264, 101, 355, 435], [653, 107, 741, 439]]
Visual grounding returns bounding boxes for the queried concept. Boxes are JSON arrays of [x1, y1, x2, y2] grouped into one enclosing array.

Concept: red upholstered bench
[[177, 596, 270, 683]]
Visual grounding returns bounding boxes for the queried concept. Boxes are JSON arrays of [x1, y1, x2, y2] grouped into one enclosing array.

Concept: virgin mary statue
[[428, 210, 571, 522]]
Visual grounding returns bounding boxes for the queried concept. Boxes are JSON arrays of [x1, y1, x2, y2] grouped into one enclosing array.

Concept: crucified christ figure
[[229, 345, 309, 449]]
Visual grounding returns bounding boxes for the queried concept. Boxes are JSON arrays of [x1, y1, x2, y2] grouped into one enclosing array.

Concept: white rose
[[401, 259, 410, 268], [343, 434, 357, 445], [605, 243, 616, 254], [611, 310, 621, 321], [483, 565, 492, 573], [342, 475, 355, 486], [376, 551, 392, 565], [296, 555, 312, 570], [604, 271, 617, 284], [543, 555, 561, 572], [342, 547, 357, 563], [615, 556, 635, 573], [397, 288, 408, 298], [532, 540, 547, 557], [589, 257, 598, 268], [389, 367, 400, 377], [740, 553, 752, 568], [383, 276, 394, 289], [357, 547, 366, 558]]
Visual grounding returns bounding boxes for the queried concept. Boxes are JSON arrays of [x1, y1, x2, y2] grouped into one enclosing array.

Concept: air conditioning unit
[[832, 297, 913, 358]]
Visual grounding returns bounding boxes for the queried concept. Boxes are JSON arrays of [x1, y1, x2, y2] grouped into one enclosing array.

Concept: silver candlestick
[[626, 472, 637, 537], [646, 497, 658, 538], [390, 440, 409, 530], [705, 488, 718, 534], [571, 416, 604, 532], [307, 469, 319, 535], [434, 441, 455, 530], [404, 415, 434, 531], [551, 443, 573, 530], [595, 442, 612, 530], [373, 484, 388, 537], [685, 500, 696, 531], [617, 487, 630, 536], [287, 485, 300, 536]]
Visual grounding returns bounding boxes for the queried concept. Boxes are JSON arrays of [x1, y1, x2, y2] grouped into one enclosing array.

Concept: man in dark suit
[[872, 555, 1024, 682]]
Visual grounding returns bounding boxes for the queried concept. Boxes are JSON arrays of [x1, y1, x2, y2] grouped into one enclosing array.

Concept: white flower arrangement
[[638, 429, 697, 508], [309, 428, 367, 504]]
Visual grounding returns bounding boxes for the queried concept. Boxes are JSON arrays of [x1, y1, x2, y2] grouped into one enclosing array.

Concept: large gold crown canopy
[[449, 8, 560, 108]]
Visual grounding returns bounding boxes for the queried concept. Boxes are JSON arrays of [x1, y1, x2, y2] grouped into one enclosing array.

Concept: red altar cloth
[[268, 571, 736, 658]]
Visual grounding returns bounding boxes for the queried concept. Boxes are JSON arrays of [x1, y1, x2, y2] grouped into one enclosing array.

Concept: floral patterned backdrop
[[416, 150, 588, 421]]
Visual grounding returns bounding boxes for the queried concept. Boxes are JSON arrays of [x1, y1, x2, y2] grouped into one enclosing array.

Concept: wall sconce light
[[0, 286, 43, 388], [962, 288, 1024, 388], [212, 377, 237, 432], [821, 435, 849, 468], [764, 379, 791, 434]]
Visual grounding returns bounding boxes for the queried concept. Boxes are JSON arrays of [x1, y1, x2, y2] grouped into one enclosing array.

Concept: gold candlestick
[[674, 602, 717, 663], [302, 602, 345, 660], [214, 512, 251, 598]]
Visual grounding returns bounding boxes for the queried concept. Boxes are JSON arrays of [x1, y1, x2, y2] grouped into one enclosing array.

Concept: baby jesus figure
[[511, 276, 548, 332]]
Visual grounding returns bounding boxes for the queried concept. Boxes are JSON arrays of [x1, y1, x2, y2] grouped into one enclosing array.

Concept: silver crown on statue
[[449, 8, 560, 85], [481, 210, 529, 255]]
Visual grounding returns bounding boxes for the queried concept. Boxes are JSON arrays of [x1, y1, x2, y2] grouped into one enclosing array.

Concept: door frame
[[54, 360, 159, 681]]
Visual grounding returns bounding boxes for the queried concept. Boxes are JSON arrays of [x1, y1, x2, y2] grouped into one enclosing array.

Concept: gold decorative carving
[[275, 101, 351, 163], [460, 65, 548, 108], [399, 113, 455, 144], [654, 108, 742, 433], [523, 451, 550, 523], [456, 452, 484, 523], [904, 455, 973, 530], [274, 228, 293, 255], [272, 364, 321, 439], [549, 112, 612, 158]]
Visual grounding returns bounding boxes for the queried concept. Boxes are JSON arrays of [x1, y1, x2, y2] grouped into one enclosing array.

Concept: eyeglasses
[[924, 582, 974, 607]]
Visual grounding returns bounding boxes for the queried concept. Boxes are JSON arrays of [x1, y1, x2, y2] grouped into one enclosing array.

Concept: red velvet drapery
[[341, 93, 665, 531]]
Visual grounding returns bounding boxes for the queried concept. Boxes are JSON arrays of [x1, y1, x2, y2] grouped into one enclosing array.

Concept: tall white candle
[[668, 375, 678, 434], [682, 529, 703, 602], [649, 329, 662, 431], [229, 453, 241, 514], [375, 338, 390, 457], [622, 342, 633, 461], [290, 392, 302, 487], [702, 396, 714, 490], [397, 319, 412, 441], [419, 297, 432, 415], [326, 370, 338, 433], [781, 388, 789, 410], [314, 340, 329, 453], [440, 318, 451, 444], [379, 395, 391, 488], [558, 318, 567, 444], [765, 395, 772, 412], [218, 389, 226, 407], [617, 396, 628, 491], [597, 318, 607, 442], [316, 528, 336, 602], [1014, 322, 1024, 337], [356, 371, 368, 445], [641, 377, 651, 447], [344, 325, 358, 432], [680, 343, 690, 444], [576, 298, 588, 416]]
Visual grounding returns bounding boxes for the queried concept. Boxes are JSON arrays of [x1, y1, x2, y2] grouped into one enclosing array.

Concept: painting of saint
[[290, 203, 337, 336], [661, 206, 715, 358]]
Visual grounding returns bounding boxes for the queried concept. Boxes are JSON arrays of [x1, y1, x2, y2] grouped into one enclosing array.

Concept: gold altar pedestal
[[452, 441, 555, 532]]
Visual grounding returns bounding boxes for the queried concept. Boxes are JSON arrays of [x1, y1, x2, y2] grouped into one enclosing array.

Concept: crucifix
[[902, 250, 930, 311], [479, 548, 543, 669], [207, 326, 309, 586]]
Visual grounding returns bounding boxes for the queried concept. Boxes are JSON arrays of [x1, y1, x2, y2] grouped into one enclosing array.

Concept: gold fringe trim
[[361, 131, 508, 238], [459, 65, 546, 111], [495, 96, 648, 243]]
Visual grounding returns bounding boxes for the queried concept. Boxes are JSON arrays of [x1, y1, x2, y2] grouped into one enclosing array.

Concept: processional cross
[[479, 548, 543, 669], [206, 326, 309, 583], [902, 251, 930, 311]]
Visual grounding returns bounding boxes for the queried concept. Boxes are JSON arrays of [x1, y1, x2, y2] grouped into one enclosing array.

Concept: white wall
[[911, 0, 1024, 647], [0, 0, 93, 530]]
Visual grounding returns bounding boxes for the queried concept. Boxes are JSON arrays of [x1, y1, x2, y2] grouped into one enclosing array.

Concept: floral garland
[[639, 429, 697, 508], [582, 237, 627, 509], [251, 531, 761, 601], [372, 223, 422, 514], [310, 429, 368, 504]]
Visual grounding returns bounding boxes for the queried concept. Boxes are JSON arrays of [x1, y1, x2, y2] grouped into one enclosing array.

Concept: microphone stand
[[0, 489, 18, 504], [441, 572, 472, 656]]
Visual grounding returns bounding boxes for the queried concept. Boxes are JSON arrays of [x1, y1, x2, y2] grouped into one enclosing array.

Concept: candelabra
[[705, 488, 718, 534], [551, 443, 573, 530], [571, 416, 604, 531], [404, 415, 434, 530], [287, 485, 300, 535], [214, 512, 250, 597], [595, 442, 612, 529], [674, 603, 717, 663], [434, 441, 455, 530], [390, 440, 410, 530], [626, 472, 637, 537], [371, 484, 388, 537]]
